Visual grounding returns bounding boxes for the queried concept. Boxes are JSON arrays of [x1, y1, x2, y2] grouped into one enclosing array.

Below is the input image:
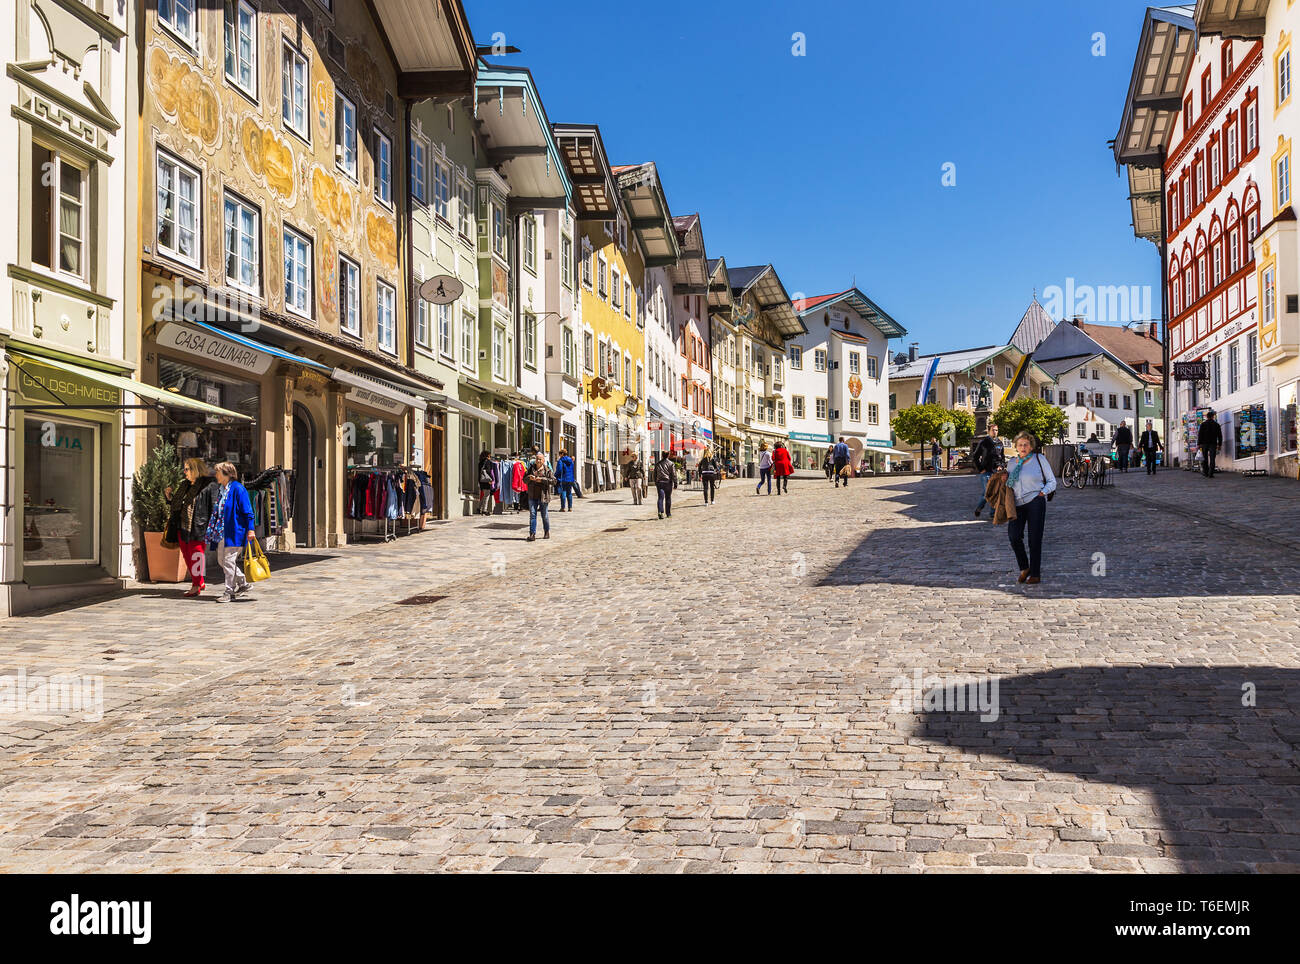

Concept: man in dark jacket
[[1197, 410, 1224, 477], [971, 424, 1004, 518], [1138, 420, 1162, 475], [653, 452, 676, 519], [1114, 421, 1133, 472]]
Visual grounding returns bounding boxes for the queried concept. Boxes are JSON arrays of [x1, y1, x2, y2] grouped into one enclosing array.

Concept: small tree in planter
[[131, 441, 185, 583]]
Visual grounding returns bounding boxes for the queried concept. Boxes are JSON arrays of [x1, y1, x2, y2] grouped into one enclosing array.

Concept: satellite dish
[[418, 274, 464, 305]]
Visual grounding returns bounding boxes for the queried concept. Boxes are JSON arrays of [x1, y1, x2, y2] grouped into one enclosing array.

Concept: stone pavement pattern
[[1, 470, 1298, 872]]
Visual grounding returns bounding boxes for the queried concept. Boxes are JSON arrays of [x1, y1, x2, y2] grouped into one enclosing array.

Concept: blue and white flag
[[918, 355, 940, 406]]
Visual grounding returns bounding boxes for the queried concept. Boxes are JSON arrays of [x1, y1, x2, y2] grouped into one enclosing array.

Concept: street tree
[[992, 396, 1068, 446]]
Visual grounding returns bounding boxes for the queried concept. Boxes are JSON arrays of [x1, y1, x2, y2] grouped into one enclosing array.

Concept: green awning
[[7, 348, 252, 420]]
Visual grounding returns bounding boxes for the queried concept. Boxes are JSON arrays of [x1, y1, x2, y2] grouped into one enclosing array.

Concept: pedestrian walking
[[555, 448, 576, 512], [654, 451, 676, 519], [1004, 432, 1057, 585], [525, 456, 555, 541], [163, 457, 217, 598], [832, 437, 851, 487], [823, 451, 834, 482], [698, 450, 719, 505], [931, 439, 942, 475], [756, 442, 773, 495], [1197, 410, 1223, 477], [208, 461, 255, 603], [1114, 420, 1133, 472], [626, 454, 645, 505], [1139, 420, 1162, 475], [772, 441, 793, 494], [970, 423, 1004, 519], [477, 450, 496, 514]]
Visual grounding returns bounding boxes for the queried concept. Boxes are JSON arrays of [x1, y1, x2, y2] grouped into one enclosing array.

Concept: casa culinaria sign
[[156, 322, 275, 375], [1172, 360, 1209, 381]]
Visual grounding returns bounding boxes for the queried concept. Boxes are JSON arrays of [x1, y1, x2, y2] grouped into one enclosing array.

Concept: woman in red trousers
[[772, 441, 794, 494], [164, 458, 218, 597]]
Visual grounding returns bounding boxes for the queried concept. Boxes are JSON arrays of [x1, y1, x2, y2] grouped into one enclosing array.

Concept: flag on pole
[[918, 355, 940, 406], [1005, 352, 1033, 401]]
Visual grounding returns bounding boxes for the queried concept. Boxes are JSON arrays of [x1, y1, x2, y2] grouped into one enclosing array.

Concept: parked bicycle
[[1061, 444, 1112, 489]]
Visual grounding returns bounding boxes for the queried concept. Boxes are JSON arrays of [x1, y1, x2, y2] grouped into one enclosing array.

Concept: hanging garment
[[416, 470, 434, 512]]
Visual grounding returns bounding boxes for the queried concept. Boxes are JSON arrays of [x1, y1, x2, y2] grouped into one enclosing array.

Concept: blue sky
[[470, 0, 1163, 354]]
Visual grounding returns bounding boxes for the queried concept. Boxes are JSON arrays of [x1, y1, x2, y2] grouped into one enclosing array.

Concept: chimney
[[908, 342, 918, 362], [1071, 315, 1083, 328], [1148, 321, 1159, 340]]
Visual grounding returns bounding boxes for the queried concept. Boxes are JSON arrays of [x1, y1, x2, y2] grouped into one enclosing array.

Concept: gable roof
[[727, 264, 805, 338], [793, 287, 908, 339], [1009, 297, 1057, 353], [1033, 322, 1149, 385], [1075, 321, 1163, 372]]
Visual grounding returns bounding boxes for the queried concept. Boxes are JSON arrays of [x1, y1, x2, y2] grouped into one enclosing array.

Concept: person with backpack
[[971, 423, 1005, 519], [1004, 431, 1057, 585], [698, 449, 719, 506], [1114, 420, 1133, 472], [654, 451, 676, 519], [554, 448, 576, 512]]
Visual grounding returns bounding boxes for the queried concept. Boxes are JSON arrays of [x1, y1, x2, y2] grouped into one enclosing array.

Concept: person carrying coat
[[164, 457, 218, 598], [1114, 421, 1134, 472], [1139, 420, 1162, 475], [554, 448, 576, 512], [1003, 432, 1057, 585], [771, 442, 793, 494], [698, 451, 720, 505], [207, 461, 255, 602], [1197, 410, 1223, 477], [653, 452, 676, 519]]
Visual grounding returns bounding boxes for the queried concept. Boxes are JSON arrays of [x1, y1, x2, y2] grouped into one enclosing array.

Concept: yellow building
[[553, 125, 642, 489]]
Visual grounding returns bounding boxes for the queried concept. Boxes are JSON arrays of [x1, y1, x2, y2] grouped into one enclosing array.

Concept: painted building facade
[[788, 288, 907, 472]]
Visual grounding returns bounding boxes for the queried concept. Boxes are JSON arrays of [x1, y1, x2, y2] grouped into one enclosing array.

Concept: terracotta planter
[[142, 531, 188, 583]]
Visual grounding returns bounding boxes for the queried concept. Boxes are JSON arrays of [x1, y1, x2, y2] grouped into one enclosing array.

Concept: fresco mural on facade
[[147, 46, 221, 149]]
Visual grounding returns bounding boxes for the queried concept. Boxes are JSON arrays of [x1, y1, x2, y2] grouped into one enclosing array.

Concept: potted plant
[[132, 441, 186, 583]]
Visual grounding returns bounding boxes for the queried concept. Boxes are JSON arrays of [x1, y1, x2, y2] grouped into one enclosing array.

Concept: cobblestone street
[[1, 471, 1298, 873]]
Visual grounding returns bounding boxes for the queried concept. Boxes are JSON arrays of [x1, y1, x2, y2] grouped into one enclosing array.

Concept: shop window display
[[157, 357, 260, 480], [23, 417, 97, 563], [346, 408, 399, 466]]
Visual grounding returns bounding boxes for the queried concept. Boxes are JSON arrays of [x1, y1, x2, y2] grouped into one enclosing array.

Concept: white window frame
[[848, 352, 860, 374], [222, 191, 260, 294], [155, 149, 201, 268], [789, 344, 802, 368], [814, 349, 827, 372], [410, 137, 428, 206], [282, 224, 313, 318], [335, 91, 357, 180], [415, 298, 430, 350], [159, 0, 198, 49], [461, 307, 476, 370], [492, 323, 506, 380], [457, 179, 473, 239], [34, 147, 89, 281], [281, 41, 310, 142], [438, 302, 454, 359], [523, 313, 537, 370], [374, 129, 392, 207], [815, 398, 827, 420], [522, 216, 536, 274], [433, 155, 450, 221], [339, 254, 360, 336], [868, 403, 879, 425], [376, 279, 396, 354], [849, 399, 861, 422], [561, 234, 573, 290], [224, 0, 257, 99]]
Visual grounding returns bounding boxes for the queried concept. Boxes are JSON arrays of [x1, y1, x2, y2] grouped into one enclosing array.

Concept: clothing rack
[[244, 466, 294, 552], [345, 464, 423, 542]]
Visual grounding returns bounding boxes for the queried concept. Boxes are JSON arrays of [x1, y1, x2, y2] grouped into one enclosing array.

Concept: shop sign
[[156, 322, 275, 376], [1172, 360, 1209, 381], [345, 386, 406, 415], [790, 431, 833, 442], [16, 359, 120, 408]]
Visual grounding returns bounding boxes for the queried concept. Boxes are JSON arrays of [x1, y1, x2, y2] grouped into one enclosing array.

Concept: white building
[[542, 204, 583, 464], [1033, 321, 1149, 444], [787, 289, 907, 471], [2, 0, 137, 613]]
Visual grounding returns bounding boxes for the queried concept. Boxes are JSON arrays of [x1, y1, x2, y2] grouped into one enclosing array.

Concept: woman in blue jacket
[[554, 448, 576, 512], [206, 461, 256, 602]]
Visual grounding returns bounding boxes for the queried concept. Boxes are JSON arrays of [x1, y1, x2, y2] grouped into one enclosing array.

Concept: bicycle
[[1062, 454, 1085, 488], [1089, 455, 1111, 488]]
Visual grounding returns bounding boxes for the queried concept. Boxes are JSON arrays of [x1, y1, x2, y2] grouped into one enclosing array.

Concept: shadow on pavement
[[915, 665, 1300, 870]]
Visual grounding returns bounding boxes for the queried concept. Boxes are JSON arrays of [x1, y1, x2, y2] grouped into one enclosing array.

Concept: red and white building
[[1163, 30, 1270, 467]]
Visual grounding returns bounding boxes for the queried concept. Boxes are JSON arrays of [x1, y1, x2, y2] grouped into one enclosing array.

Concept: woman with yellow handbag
[[207, 461, 260, 603]]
